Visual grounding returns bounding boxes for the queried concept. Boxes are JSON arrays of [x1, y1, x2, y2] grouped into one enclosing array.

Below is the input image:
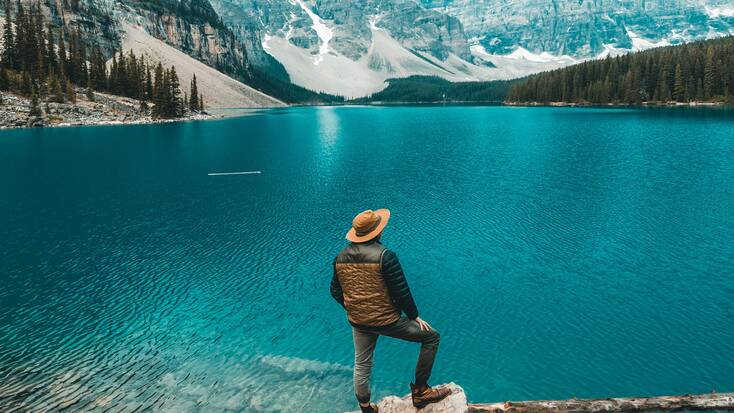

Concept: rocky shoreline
[[504, 101, 727, 108], [0, 90, 219, 130], [352, 384, 734, 413]]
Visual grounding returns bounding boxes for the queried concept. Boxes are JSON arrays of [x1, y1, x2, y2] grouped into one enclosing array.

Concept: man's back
[[332, 240, 420, 329], [334, 241, 401, 328]]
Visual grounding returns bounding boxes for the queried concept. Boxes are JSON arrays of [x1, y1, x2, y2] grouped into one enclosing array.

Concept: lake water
[[1, 106, 733, 412]]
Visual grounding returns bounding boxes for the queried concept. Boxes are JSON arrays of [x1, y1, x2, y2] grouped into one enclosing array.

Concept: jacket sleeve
[[381, 250, 419, 319], [330, 259, 345, 308]]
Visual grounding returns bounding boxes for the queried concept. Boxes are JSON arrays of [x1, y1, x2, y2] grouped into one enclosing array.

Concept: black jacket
[[330, 241, 419, 326]]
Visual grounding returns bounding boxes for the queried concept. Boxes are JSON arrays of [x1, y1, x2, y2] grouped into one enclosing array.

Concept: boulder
[[348, 383, 468, 413]]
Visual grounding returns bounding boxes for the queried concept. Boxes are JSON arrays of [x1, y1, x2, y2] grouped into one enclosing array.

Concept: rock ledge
[[348, 385, 734, 413]]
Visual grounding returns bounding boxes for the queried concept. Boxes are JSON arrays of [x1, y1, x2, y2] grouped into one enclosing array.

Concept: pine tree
[[199, 93, 204, 112], [673, 64, 686, 102], [189, 73, 199, 111], [703, 46, 715, 99], [0, 68, 8, 91], [88, 46, 107, 92], [718, 59, 729, 98], [152, 62, 164, 118], [64, 77, 75, 103], [57, 29, 67, 78], [20, 71, 32, 95], [51, 73, 63, 103], [29, 86, 42, 117], [145, 66, 153, 100], [661, 78, 671, 102], [86, 73, 94, 101], [46, 24, 57, 72], [624, 66, 642, 105], [109, 53, 119, 94], [167, 66, 182, 118], [31, 2, 45, 80], [2, 0, 14, 69], [115, 50, 126, 95], [14, 0, 26, 71]]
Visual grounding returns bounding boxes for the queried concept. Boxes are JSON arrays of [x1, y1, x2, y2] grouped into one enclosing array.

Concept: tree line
[[0, 0, 204, 118], [507, 35, 734, 105], [357, 76, 514, 104]]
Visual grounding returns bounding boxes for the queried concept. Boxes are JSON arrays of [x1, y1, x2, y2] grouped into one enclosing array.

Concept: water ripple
[[1, 107, 733, 412]]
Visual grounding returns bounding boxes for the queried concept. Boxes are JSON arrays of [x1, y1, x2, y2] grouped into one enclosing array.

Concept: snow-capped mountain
[[60, 0, 734, 99], [206, 0, 734, 97], [209, 0, 503, 97]]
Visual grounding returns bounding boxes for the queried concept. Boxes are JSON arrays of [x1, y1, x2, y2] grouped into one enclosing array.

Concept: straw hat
[[346, 209, 391, 243]]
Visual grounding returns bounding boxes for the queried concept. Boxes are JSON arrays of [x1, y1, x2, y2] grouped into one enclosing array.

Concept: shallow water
[[1, 106, 733, 412]]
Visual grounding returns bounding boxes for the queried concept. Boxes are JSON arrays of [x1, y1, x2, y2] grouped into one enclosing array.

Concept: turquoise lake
[[1, 106, 733, 412]]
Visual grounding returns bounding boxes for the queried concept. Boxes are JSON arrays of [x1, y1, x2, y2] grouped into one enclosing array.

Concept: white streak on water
[[207, 171, 262, 176]]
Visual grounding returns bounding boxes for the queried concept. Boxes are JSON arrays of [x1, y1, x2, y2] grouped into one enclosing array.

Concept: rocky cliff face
[[421, 0, 734, 57], [210, 0, 471, 63], [45, 0, 251, 85], [36, 0, 285, 107]]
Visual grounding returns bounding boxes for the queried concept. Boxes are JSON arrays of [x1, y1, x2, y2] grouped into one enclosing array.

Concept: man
[[330, 209, 450, 412]]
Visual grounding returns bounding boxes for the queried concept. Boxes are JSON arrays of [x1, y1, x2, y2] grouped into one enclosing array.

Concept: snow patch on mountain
[[505, 47, 577, 64], [596, 44, 628, 59], [627, 29, 671, 51], [263, 23, 505, 97], [262, 33, 272, 51], [705, 6, 734, 18], [368, 15, 382, 31], [293, 0, 333, 65], [263, 34, 383, 97], [470, 45, 576, 79]]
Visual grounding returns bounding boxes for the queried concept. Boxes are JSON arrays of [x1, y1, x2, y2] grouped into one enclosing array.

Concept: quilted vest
[[335, 242, 401, 327]]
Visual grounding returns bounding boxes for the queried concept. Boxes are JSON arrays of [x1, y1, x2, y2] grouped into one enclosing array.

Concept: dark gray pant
[[352, 317, 441, 403]]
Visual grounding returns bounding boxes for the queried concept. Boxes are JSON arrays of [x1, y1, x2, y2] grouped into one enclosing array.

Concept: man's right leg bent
[[353, 328, 378, 404]]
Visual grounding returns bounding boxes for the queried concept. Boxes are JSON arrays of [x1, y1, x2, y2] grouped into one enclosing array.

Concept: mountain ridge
[[206, 0, 734, 97], [8, 0, 734, 101]]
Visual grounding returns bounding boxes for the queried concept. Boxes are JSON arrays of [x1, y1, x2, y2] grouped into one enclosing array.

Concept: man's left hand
[[415, 317, 433, 331]]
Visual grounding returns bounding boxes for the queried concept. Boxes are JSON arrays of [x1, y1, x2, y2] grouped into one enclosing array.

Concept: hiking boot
[[410, 383, 451, 409], [359, 403, 378, 413]]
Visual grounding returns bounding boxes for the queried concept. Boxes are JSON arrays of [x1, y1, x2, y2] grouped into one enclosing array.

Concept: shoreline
[[351, 385, 734, 413], [504, 101, 730, 108], [0, 112, 225, 131], [3, 94, 732, 132], [469, 391, 734, 413], [0, 90, 279, 131], [349, 101, 731, 108]]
